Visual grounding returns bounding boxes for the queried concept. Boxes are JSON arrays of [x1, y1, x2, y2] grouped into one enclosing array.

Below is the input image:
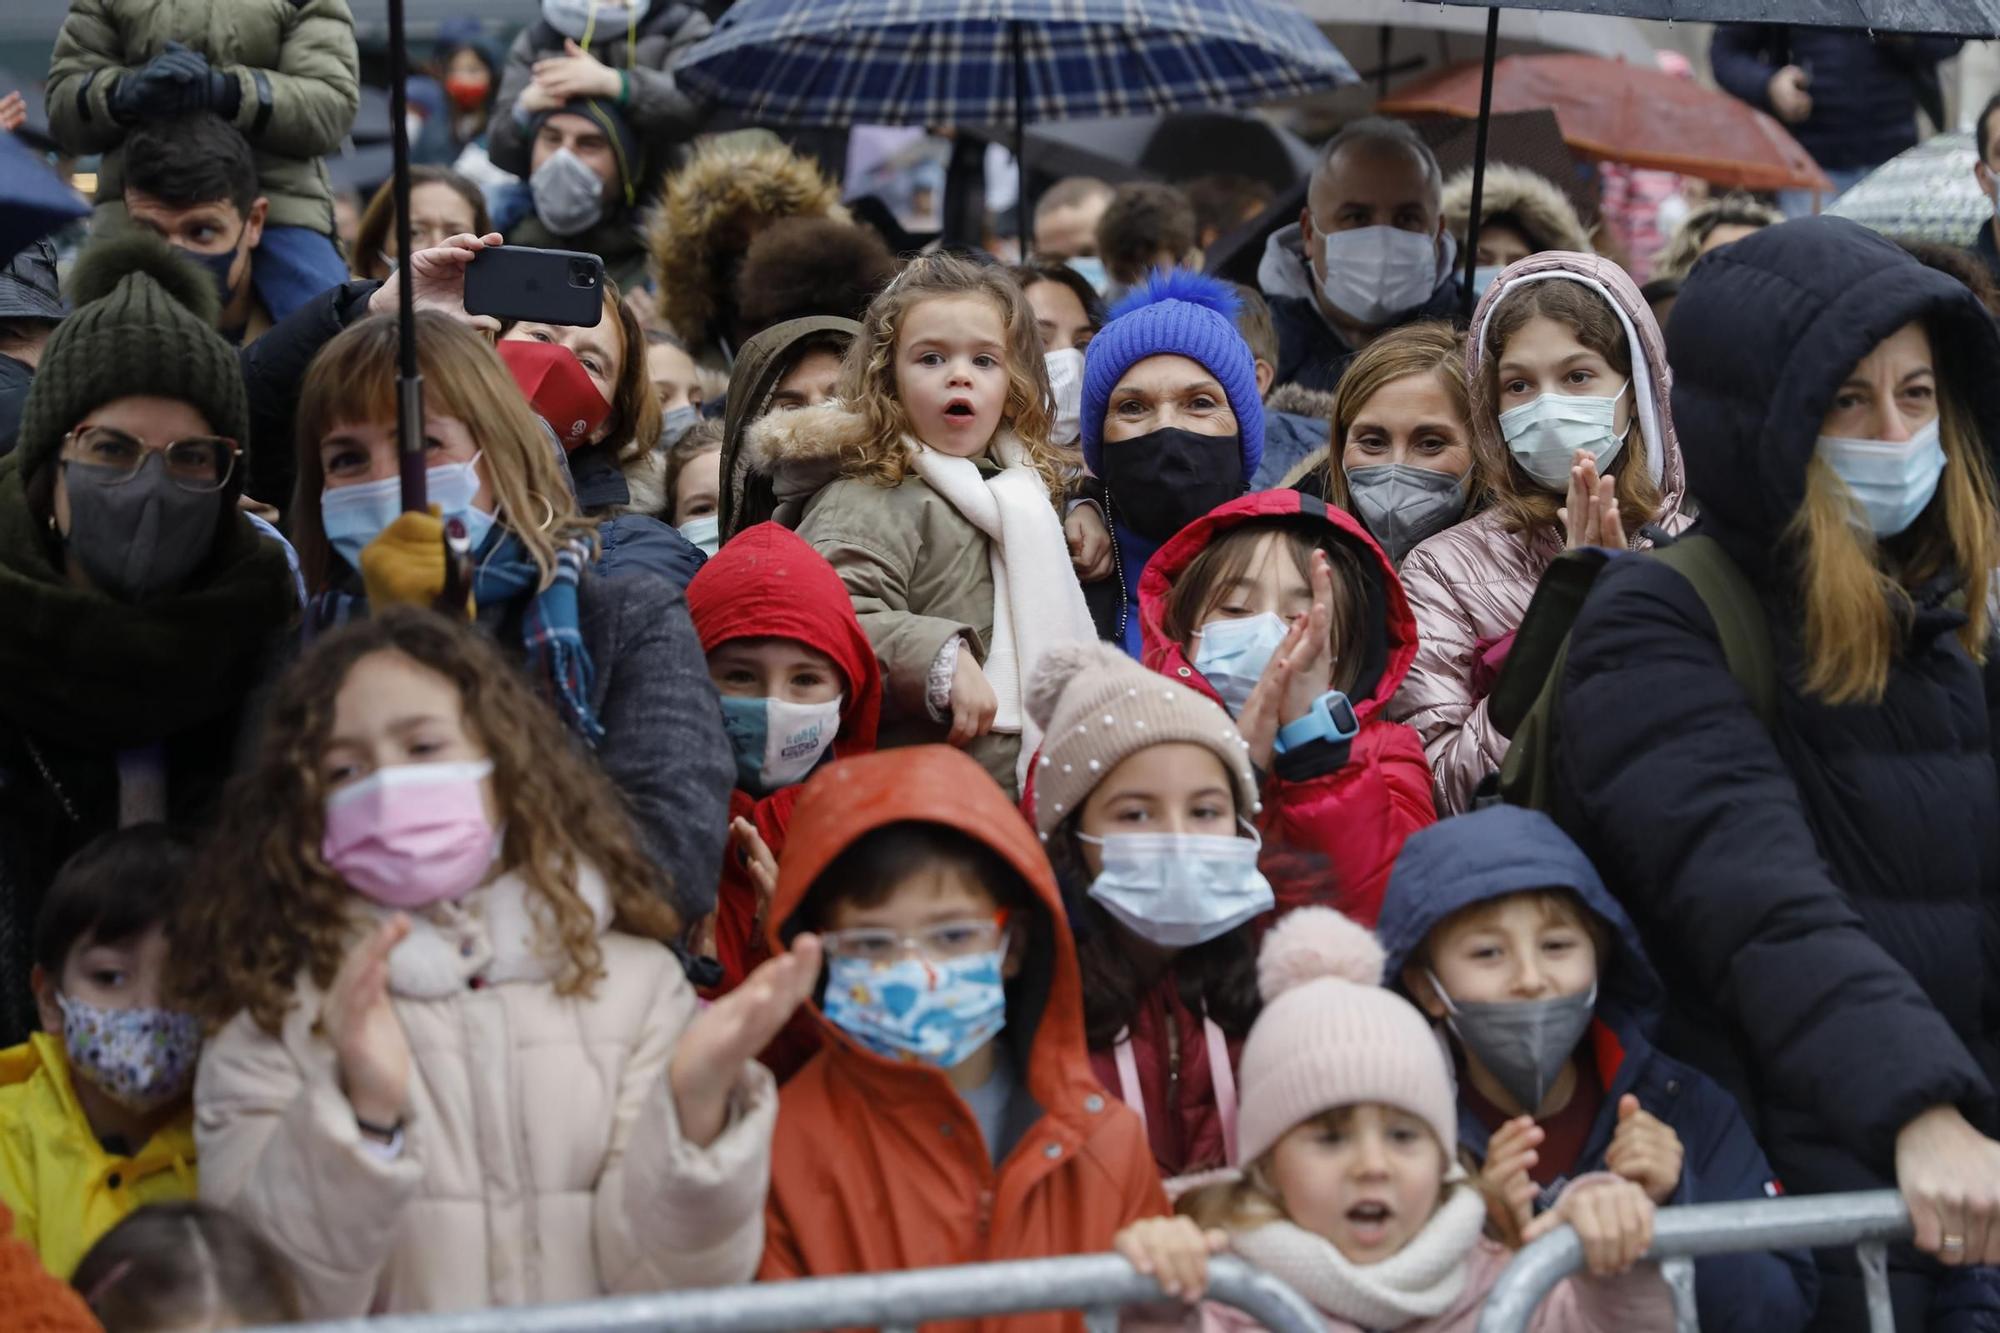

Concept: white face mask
[[719, 693, 842, 795], [541, 0, 647, 42], [1045, 347, 1086, 447], [1077, 824, 1274, 949], [530, 147, 607, 236], [1472, 264, 1507, 299], [1191, 611, 1290, 717], [1498, 380, 1631, 490], [678, 513, 720, 557], [1319, 225, 1442, 328], [1817, 416, 1948, 537]]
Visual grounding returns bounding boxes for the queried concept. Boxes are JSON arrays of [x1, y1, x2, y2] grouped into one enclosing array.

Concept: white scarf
[[1227, 1182, 1489, 1330], [907, 432, 1097, 784]]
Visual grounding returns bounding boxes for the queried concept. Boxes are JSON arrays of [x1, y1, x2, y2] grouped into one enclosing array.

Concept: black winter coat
[[1550, 217, 2000, 1332], [1710, 26, 1960, 173]]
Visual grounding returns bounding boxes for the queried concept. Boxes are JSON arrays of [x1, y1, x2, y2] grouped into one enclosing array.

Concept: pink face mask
[[322, 760, 501, 909]]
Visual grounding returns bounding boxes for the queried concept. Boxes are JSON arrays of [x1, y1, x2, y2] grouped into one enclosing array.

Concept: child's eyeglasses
[[819, 911, 1010, 964]]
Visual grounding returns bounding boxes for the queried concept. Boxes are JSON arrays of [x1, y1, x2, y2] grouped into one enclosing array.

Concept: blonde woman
[[1549, 216, 2000, 1329], [290, 310, 732, 923]]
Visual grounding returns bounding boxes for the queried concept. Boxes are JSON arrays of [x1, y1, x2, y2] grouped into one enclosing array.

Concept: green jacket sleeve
[[46, 0, 130, 157], [799, 503, 976, 723], [220, 0, 360, 160]]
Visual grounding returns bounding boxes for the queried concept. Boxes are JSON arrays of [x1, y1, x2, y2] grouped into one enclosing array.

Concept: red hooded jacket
[[1138, 490, 1436, 926], [686, 522, 881, 1012], [761, 747, 1168, 1331]]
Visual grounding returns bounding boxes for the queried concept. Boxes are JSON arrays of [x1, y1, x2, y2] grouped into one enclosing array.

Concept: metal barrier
[[272, 1253, 1323, 1333], [1477, 1189, 1913, 1333]]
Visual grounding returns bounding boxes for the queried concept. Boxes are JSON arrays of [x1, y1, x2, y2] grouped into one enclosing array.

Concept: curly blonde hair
[[170, 609, 681, 1034], [835, 254, 1068, 501]]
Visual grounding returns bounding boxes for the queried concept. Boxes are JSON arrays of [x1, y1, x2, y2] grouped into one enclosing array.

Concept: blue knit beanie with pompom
[[1080, 268, 1263, 481]]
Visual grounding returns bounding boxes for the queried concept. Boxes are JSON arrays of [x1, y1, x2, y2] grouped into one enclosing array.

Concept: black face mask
[[63, 457, 222, 602], [1099, 426, 1246, 543]]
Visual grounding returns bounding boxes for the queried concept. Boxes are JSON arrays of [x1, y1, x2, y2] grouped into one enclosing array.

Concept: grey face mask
[[1428, 969, 1597, 1115], [63, 457, 222, 602], [1346, 463, 1468, 564], [660, 404, 701, 448], [530, 147, 607, 236]]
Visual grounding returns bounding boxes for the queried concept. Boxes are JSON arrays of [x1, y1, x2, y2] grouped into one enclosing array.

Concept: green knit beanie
[[16, 232, 248, 484]]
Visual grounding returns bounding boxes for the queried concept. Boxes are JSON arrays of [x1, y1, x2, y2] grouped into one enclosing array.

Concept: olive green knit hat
[[16, 232, 247, 482]]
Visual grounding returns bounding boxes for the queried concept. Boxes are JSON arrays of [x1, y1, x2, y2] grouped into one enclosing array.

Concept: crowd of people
[[1, 4, 1999, 1333]]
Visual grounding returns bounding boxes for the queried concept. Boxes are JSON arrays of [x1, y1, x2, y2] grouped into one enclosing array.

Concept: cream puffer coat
[[1389, 254, 1689, 816], [194, 868, 775, 1317]]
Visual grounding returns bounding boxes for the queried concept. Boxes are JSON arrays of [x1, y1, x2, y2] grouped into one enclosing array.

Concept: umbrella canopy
[[672, 0, 1358, 127], [1827, 131, 1989, 245], [1295, 0, 1656, 94], [0, 132, 89, 266], [1379, 54, 1830, 193], [1421, 0, 2000, 37]]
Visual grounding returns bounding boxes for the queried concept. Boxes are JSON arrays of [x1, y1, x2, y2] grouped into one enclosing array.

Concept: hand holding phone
[[464, 246, 606, 327]]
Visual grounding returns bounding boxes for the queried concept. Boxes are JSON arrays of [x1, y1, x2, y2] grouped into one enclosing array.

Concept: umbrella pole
[[388, 0, 425, 513], [1013, 20, 1030, 257], [1460, 6, 1499, 322], [1377, 26, 1390, 100]]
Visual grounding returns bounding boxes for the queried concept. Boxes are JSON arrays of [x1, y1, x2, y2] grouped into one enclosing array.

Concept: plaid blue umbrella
[[672, 0, 1358, 128]]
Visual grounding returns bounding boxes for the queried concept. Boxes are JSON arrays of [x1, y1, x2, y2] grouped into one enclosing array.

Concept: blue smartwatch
[[1273, 690, 1361, 756]]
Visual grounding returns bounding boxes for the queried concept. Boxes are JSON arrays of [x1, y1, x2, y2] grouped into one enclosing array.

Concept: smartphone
[[464, 245, 605, 327]]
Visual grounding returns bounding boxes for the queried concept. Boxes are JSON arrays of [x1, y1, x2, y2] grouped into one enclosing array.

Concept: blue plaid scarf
[[473, 532, 605, 746]]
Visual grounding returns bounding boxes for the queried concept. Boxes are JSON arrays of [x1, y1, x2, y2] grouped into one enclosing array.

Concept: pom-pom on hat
[[1080, 268, 1264, 481], [1234, 907, 1458, 1167], [1026, 640, 1259, 837], [16, 231, 247, 486]]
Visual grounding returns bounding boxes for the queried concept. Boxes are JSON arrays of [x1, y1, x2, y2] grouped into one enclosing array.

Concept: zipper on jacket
[[1108, 503, 1129, 644], [976, 1186, 995, 1240]]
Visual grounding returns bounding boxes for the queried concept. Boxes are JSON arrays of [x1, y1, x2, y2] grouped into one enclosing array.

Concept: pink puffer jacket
[[1389, 253, 1688, 815]]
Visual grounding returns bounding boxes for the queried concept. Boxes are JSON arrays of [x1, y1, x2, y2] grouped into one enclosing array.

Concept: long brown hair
[[1320, 321, 1476, 516], [838, 254, 1068, 501], [1787, 384, 2000, 705], [352, 166, 492, 281], [291, 311, 598, 594], [171, 609, 680, 1034], [1160, 517, 1366, 697], [1474, 281, 1663, 540], [597, 277, 663, 468]]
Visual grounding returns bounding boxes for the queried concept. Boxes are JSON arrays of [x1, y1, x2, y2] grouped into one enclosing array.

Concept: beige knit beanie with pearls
[[1235, 906, 1459, 1167], [1025, 641, 1260, 837]]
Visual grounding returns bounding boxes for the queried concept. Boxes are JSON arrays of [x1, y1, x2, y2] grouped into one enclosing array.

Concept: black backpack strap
[[1650, 535, 1778, 729]]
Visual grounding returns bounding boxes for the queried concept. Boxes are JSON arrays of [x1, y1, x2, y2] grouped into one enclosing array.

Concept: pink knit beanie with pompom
[[1235, 907, 1458, 1166]]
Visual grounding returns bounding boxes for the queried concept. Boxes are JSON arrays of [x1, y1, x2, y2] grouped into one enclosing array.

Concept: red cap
[[495, 338, 610, 451]]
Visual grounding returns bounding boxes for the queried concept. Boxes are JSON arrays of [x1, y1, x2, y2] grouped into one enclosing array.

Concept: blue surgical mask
[[321, 453, 494, 574], [718, 692, 841, 795], [1817, 416, 1948, 537], [1473, 264, 1507, 299], [823, 947, 1008, 1069], [1065, 256, 1111, 295], [1191, 611, 1290, 717], [1077, 823, 1273, 948], [678, 512, 720, 557], [660, 404, 701, 447], [1498, 380, 1632, 490]]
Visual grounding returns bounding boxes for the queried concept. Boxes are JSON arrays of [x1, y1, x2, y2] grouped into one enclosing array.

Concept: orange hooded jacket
[[759, 746, 1169, 1330]]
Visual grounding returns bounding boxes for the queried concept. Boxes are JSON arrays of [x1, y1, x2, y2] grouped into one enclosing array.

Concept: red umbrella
[[1378, 53, 1831, 194]]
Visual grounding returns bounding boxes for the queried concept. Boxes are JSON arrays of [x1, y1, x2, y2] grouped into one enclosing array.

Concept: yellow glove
[[358, 506, 475, 618]]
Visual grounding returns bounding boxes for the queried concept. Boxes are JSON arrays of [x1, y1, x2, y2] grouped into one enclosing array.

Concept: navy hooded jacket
[[1549, 217, 2000, 1331], [1378, 806, 1817, 1333]]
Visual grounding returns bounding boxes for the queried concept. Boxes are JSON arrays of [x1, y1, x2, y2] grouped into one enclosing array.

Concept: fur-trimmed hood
[[647, 136, 848, 353], [1442, 164, 1593, 260], [739, 400, 870, 523], [1267, 382, 1337, 422]]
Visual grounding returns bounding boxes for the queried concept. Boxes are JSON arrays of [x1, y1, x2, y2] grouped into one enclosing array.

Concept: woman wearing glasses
[[0, 234, 299, 1045]]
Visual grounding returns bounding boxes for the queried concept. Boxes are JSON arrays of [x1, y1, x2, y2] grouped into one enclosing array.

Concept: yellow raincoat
[[0, 1031, 196, 1278]]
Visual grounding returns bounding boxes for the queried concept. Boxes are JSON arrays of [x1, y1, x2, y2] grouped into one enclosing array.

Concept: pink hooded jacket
[[1387, 253, 1689, 815]]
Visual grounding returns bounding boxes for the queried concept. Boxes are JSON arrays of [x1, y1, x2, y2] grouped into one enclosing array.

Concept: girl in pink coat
[[1115, 908, 1670, 1333]]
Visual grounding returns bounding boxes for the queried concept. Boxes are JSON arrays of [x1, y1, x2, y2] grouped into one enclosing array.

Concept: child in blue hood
[[1376, 806, 1817, 1333]]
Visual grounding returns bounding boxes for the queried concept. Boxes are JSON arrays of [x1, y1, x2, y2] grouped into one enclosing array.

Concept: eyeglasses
[[62, 426, 239, 493], [819, 912, 1010, 964]]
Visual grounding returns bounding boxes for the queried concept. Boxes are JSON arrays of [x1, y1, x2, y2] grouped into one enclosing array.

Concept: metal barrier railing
[[1477, 1189, 1913, 1333], [271, 1253, 1324, 1333]]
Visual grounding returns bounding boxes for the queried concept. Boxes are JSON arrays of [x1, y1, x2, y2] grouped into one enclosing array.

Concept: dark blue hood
[[1376, 806, 1663, 1023]]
